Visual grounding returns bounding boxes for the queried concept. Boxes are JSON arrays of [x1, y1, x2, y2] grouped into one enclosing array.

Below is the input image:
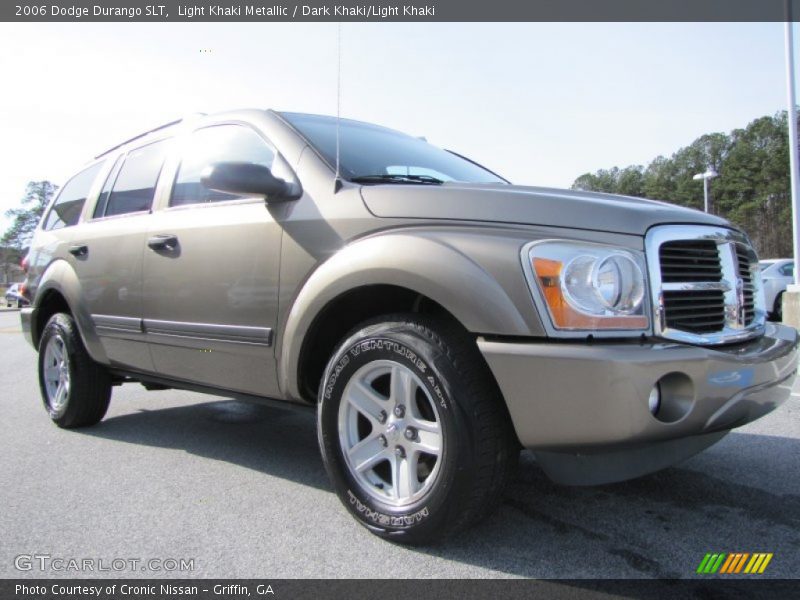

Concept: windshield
[[280, 112, 506, 184]]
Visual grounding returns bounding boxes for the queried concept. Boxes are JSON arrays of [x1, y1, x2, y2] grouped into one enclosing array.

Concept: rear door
[[34, 161, 104, 311], [71, 139, 170, 371], [141, 124, 284, 397]]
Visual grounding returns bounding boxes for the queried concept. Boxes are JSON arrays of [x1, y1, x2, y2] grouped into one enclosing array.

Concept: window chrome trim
[[645, 225, 766, 346]]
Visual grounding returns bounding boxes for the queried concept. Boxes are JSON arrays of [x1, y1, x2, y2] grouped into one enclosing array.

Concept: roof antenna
[[334, 22, 343, 193]]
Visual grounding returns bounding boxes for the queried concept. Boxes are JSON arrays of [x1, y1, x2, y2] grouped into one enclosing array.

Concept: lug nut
[[378, 434, 387, 447], [394, 405, 405, 418], [404, 427, 417, 441], [394, 446, 406, 458], [378, 410, 388, 424]]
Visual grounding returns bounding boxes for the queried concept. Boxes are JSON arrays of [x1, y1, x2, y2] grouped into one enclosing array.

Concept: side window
[[43, 162, 103, 230], [170, 125, 276, 207], [102, 140, 168, 218], [781, 263, 794, 277]]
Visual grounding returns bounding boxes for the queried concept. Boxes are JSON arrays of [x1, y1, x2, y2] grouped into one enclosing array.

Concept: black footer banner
[[1, 578, 797, 600]]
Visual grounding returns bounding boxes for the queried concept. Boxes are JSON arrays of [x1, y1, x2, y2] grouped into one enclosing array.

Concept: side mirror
[[200, 162, 298, 202]]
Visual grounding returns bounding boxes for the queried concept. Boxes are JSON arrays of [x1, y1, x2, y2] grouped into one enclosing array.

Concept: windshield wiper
[[349, 174, 445, 185]]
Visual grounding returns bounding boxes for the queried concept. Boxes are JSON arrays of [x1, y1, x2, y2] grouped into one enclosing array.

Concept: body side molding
[[91, 315, 274, 346]]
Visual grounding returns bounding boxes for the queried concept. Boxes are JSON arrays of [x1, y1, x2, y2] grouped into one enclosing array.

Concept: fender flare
[[35, 259, 108, 364], [277, 233, 532, 401]]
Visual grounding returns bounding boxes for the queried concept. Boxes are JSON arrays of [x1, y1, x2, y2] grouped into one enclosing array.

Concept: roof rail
[[94, 113, 206, 159]]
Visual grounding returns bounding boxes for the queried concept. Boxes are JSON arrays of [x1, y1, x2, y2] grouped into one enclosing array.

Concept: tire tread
[[338, 313, 518, 542], [39, 313, 111, 428]]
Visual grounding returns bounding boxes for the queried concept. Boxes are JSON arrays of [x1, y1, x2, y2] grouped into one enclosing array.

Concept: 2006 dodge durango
[[20, 109, 799, 543]]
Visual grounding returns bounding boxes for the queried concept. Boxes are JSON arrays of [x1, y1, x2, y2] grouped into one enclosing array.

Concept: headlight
[[523, 241, 649, 332]]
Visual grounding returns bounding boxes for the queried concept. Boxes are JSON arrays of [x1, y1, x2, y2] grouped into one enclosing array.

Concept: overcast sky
[[0, 22, 794, 231]]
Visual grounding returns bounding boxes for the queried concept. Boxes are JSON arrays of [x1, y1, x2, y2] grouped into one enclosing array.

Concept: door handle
[[147, 234, 179, 251], [68, 244, 88, 258]]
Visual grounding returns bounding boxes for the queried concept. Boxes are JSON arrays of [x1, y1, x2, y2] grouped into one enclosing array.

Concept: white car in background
[[760, 259, 794, 321]]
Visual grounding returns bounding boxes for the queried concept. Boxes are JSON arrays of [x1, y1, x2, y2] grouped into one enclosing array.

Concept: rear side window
[[170, 125, 276, 207], [101, 140, 168, 217], [43, 162, 103, 230], [780, 263, 794, 277]]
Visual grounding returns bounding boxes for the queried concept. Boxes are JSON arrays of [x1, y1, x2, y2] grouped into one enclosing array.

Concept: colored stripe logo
[[696, 553, 773, 574]]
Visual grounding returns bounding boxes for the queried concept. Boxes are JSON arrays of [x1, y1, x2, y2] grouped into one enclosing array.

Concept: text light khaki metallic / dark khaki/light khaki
[[20, 109, 799, 543]]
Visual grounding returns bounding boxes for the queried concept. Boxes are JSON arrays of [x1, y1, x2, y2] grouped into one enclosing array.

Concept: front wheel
[[318, 314, 518, 544], [38, 312, 112, 428]]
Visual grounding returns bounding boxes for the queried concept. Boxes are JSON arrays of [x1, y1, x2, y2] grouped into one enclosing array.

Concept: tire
[[318, 313, 519, 544], [17, 300, 23, 309], [38, 312, 112, 428], [774, 292, 784, 322]]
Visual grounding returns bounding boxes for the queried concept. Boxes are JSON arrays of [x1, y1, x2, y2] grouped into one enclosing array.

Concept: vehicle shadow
[[85, 397, 800, 579], [87, 397, 329, 491]]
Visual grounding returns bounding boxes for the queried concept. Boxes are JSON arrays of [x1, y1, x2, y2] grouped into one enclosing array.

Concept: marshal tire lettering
[[347, 490, 430, 526]]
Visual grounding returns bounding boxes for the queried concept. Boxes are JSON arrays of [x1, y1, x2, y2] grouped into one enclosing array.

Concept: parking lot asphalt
[[0, 310, 798, 580]]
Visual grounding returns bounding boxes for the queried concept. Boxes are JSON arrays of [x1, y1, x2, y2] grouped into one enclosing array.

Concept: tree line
[[1, 181, 57, 283], [572, 111, 794, 259]]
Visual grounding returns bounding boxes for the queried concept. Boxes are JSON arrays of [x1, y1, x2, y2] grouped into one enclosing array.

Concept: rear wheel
[[318, 314, 518, 544], [38, 313, 112, 428]]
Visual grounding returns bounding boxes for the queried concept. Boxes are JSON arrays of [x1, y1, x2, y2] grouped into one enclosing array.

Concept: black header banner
[[4, 0, 800, 22]]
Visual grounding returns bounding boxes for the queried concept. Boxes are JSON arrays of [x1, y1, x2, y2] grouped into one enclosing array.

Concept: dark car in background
[[5, 283, 28, 308]]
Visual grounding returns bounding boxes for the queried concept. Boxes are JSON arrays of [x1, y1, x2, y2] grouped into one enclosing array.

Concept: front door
[[142, 124, 284, 397]]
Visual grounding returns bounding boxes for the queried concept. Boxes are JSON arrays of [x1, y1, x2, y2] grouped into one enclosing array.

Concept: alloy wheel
[[338, 360, 443, 507], [43, 334, 70, 412]]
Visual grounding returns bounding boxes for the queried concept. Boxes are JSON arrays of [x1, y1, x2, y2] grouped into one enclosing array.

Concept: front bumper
[[479, 323, 798, 483]]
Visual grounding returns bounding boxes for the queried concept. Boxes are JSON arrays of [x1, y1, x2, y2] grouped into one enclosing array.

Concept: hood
[[359, 183, 730, 236]]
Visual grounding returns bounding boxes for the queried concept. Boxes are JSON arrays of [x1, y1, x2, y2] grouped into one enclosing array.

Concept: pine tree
[[1, 181, 58, 251]]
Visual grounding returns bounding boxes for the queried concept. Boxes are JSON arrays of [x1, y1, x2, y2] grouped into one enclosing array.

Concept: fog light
[[648, 384, 661, 416]]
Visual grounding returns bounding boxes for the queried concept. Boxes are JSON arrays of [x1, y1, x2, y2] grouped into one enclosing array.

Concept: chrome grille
[[646, 225, 766, 345], [662, 289, 725, 334], [659, 239, 722, 282], [735, 244, 756, 326]]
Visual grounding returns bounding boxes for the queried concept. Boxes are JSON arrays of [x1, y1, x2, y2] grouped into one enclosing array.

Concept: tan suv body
[[20, 109, 798, 542]]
